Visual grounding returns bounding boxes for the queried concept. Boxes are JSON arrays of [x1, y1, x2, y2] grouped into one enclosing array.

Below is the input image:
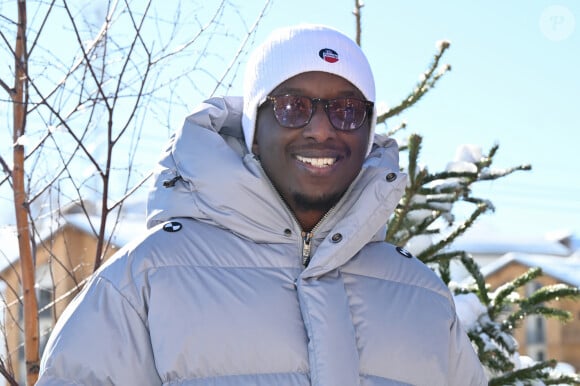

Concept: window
[[525, 281, 547, 362]]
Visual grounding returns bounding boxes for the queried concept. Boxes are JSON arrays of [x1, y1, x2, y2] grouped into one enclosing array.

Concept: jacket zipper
[[253, 157, 338, 268], [301, 231, 313, 267], [300, 205, 338, 267]]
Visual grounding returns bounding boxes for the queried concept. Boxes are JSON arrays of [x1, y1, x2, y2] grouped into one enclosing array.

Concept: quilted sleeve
[[37, 274, 161, 386]]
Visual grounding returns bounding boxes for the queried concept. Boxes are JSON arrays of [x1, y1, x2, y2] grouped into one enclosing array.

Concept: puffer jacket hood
[[146, 96, 406, 278]]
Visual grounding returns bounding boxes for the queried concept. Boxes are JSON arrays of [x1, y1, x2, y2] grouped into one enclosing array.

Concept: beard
[[291, 190, 345, 214]]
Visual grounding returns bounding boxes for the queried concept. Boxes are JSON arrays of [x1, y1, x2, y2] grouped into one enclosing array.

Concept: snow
[[452, 229, 571, 256], [513, 355, 577, 385], [454, 292, 487, 330], [64, 212, 147, 247], [553, 361, 577, 376], [405, 234, 433, 256], [481, 252, 580, 287], [406, 209, 432, 224], [453, 144, 483, 164], [0, 226, 20, 271], [450, 208, 578, 254], [435, 39, 451, 50], [425, 194, 453, 212], [0, 197, 148, 273], [14, 134, 30, 147], [375, 101, 390, 117], [446, 160, 478, 173], [429, 177, 463, 192]]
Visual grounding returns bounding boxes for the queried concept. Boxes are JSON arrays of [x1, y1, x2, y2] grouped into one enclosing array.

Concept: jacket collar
[[147, 96, 407, 277]]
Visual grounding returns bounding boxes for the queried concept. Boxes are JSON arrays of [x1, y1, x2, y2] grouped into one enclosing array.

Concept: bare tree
[[0, 0, 271, 384]]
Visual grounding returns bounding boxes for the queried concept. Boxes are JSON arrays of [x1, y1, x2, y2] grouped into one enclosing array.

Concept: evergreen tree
[[382, 41, 580, 385]]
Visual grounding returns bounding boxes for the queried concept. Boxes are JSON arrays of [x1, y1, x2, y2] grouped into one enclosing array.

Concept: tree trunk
[[13, 0, 40, 384]]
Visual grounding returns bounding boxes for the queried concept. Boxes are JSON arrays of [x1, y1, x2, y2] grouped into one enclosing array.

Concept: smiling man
[[38, 25, 487, 385], [253, 71, 371, 232]]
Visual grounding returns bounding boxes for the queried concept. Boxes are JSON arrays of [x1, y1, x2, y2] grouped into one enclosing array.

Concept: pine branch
[[489, 267, 542, 318], [479, 164, 532, 181], [419, 202, 491, 263], [500, 283, 580, 330], [488, 359, 580, 386], [543, 375, 580, 385], [387, 120, 406, 137], [407, 134, 423, 183], [488, 360, 556, 386], [461, 254, 490, 305], [378, 41, 451, 121], [469, 329, 514, 373], [438, 260, 451, 285], [520, 284, 580, 309]]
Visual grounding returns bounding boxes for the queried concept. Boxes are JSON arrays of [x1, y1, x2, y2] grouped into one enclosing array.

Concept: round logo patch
[[396, 246, 413, 258], [319, 48, 339, 63], [163, 221, 182, 233]]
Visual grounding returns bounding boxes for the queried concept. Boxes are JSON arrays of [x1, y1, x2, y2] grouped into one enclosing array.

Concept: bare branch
[[109, 172, 152, 213], [26, 0, 57, 56], [151, 0, 227, 65], [353, 0, 363, 46], [0, 156, 12, 178], [0, 77, 14, 95], [210, 0, 272, 96], [111, 0, 154, 144], [61, 0, 119, 112], [25, 79, 105, 174], [0, 26, 17, 59], [0, 175, 11, 189]]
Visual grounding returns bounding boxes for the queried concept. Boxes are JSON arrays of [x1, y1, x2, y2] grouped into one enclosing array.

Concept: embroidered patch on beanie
[[319, 48, 339, 63]]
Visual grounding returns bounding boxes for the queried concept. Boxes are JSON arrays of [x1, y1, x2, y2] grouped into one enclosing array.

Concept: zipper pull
[[301, 231, 313, 267], [163, 175, 182, 188]]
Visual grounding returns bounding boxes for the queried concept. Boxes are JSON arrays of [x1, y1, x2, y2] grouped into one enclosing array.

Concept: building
[[482, 252, 580, 371], [0, 200, 145, 384], [450, 224, 580, 372]]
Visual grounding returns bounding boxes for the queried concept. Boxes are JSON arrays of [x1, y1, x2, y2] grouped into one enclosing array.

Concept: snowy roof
[[64, 213, 147, 248], [451, 223, 573, 256], [0, 226, 20, 272], [480, 252, 580, 287], [0, 198, 147, 273]]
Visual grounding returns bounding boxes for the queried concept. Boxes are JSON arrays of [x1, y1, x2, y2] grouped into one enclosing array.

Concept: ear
[[251, 129, 260, 156]]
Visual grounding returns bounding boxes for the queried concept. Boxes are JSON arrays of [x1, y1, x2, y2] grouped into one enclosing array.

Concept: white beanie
[[242, 24, 376, 154]]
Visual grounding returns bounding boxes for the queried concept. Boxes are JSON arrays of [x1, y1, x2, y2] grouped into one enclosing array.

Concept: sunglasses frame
[[265, 94, 374, 131]]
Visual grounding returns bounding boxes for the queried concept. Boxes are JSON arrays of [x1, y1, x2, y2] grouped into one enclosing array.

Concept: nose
[[302, 103, 336, 142]]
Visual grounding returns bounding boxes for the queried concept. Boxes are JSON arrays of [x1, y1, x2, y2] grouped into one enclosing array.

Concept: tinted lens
[[269, 95, 371, 130], [327, 98, 368, 131], [271, 95, 312, 128]]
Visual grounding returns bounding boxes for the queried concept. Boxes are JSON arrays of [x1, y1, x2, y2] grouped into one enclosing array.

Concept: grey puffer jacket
[[38, 97, 487, 385]]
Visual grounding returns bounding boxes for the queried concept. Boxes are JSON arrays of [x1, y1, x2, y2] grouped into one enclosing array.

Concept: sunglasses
[[265, 95, 374, 131]]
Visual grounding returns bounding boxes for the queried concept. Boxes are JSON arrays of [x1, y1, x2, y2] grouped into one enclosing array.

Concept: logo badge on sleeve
[[396, 246, 413, 258], [163, 221, 182, 232], [319, 48, 339, 63]]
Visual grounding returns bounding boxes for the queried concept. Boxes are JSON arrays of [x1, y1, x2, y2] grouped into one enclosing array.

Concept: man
[[38, 24, 487, 385]]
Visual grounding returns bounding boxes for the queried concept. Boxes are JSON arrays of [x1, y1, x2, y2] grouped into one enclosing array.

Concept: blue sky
[[1, 1, 578, 239], [240, 1, 579, 238]]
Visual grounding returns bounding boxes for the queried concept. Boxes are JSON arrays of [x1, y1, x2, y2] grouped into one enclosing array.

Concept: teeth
[[296, 155, 336, 167]]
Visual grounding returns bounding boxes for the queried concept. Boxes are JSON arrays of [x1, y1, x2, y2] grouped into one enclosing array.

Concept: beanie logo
[[319, 48, 339, 63]]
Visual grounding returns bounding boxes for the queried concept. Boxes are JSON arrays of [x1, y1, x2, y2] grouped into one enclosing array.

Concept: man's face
[[253, 71, 371, 226]]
